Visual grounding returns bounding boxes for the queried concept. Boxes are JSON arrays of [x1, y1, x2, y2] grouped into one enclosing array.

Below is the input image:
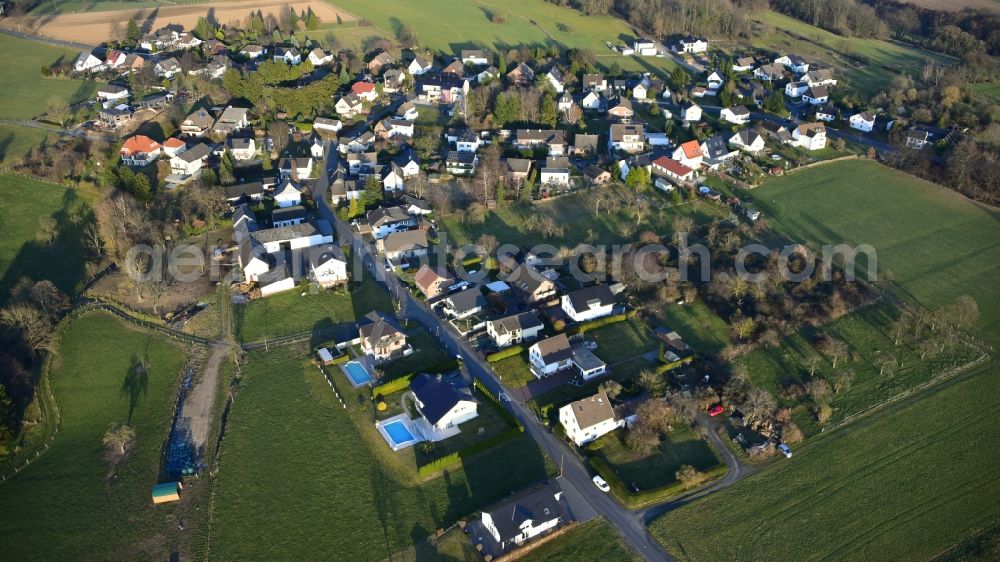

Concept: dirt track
[[1, 0, 355, 45]]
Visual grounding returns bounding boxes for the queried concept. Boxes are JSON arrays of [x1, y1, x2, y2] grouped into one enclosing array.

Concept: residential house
[[476, 66, 498, 83], [224, 181, 265, 202], [74, 51, 102, 73], [706, 69, 725, 90], [445, 150, 478, 176], [583, 164, 611, 185], [308, 244, 348, 287], [850, 111, 876, 133], [378, 230, 429, 262], [504, 158, 533, 182], [381, 162, 407, 192], [557, 91, 574, 113], [732, 56, 756, 72], [514, 129, 567, 156], [785, 81, 809, 97], [572, 133, 599, 155], [700, 134, 739, 168], [367, 51, 394, 74], [681, 103, 702, 122], [487, 312, 544, 349], [175, 33, 202, 50], [154, 57, 182, 79], [308, 48, 333, 66], [351, 81, 379, 102], [335, 93, 364, 118], [162, 137, 186, 157], [99, 105, 132, 128], [607, 97, 634, 122], [119, 135, 162, 167], [803, 85, 829, 105], [181, 108, 215, 137], [792, 122, 827, 150], [169, 142, 211, 177], [561, 284, 615, 323], [314, 117, 343, 134], [104, 50, 127, 69], [121, 53, 146, 74], [506, 62, 535, 86], [461, 49, 490, 66], [409, 374, 479, 431], [571, 344, 607, 380], [761, 121, 794, 144], [226, 137, 256, 160], [383, 68, 407, 92], [416, 75, 469, 103], [345, 151, 378, 175], [754, 63, 784, 81], [407, 56, 433, 76], [240, 45, 265, 59], [617, 154, 652, 181], [97, 84, 130, 107], [814, 104, 839, 122], [481, 480, 564, 551], [529, 333, 574, 377], [802, 68, 837, 87], [545, 67, 565, 93], [581, 90, 603, 111], [395, 148, 421, 177], [357, 311, 409, 360], [507, 263, 556, 304], [339, 126, 375, 153], [273, 179, 303, 208], [138, 91, 170, 109], [396, 101, 419, 121], [374, 117, 414, 139], [273, 47, 301, 65], [729, 129, 766, 153], [310, 135, 325, 159], [201, 56, 230, 79], [674, 35, 708, 53], [582, 73, 607, 92], [691, 86, 710, 99], [278, 157, 313, 180], [720, 105, 751, 124], [608, 123, 644, 154], [442, 59, 465, 77], [399, 194, 431, 216], [651, 156, 696, 189], [672, 140, 704, 169], [213, 106, 249, 135], [414, 265, 454, 299], [441, 288, 486, 319], [540, 156, 571, 188], [774, 54, 809, 73], [633, 38, 658, 56], [367, 206, 416, 239], [272, 205, 307, 228], [559, 391, 620, 446]]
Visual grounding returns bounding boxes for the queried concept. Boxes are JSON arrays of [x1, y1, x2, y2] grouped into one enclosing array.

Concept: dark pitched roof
[[272, 205, 307, 223], [483, 480, 563, 541], [357, 310, 403, 343], [445, 288, 486, 314], [409, 373, 474, 426], [533, 333, 573, 364], [225, 181, 264, 199], [565, 284, 614, 313]]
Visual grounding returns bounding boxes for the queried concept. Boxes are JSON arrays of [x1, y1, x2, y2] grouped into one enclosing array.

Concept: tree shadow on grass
[[121, 353, 149, 424]]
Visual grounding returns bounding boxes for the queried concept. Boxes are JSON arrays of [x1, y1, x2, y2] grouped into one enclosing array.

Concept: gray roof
[[251, 221, 320, 243], [410, 373, 474, 426], [367, 206, 413, 229], [482, 480, 563, 542], [225, 181, 263, 199], [272, 205, 307, 223], [175, 142, 212, 163], [445, 288, 486, 314], [488, 311, 542, 336], [357, 310, 403, 343], [533, 333, 572, 364], [564, 284, 614, 313], [380, 230, 428, 254]]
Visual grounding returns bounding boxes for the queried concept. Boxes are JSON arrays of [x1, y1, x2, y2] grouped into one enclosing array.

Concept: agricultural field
[[749, 11, 957, 97], [232, 275, 392, 342], [0, 175, 96, 303], [0, 34, 98, 120], [207, 346, 552, 559], [521, 518, 641, 562], [754, 159, 1000, 343], [0, 124, 54, 166], [440, 190, 729, 249], [0, 313, 187, 560], [649, 365, 1000, 561], [4, 0, 354, 45]]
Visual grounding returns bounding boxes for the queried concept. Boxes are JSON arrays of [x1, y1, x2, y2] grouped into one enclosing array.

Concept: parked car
[[707, 404, 725, 417], [592, 475, 610, 492], [778, 443, 793, 458]]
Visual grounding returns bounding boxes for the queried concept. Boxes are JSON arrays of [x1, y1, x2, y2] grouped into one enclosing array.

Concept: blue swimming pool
[[383, 420, 416, 447], [341, 361, 372, 386]]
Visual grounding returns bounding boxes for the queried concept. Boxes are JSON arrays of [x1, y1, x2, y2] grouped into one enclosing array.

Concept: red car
[[707, 404, 725, 417]]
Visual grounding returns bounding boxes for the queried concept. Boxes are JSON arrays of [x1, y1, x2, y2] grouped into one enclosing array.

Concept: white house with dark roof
[[367, 206, 416, 239], [409, 373, 478, 432], [529, 333, 574, 377], [309, 244, 348, 287], [559, 391, 620, 446], [850, 111, 876, 133], [720, 105, 750, 125], [273, 179, 303, 208], [561, 284, 615, 323], [487, 311, 544, 349], [481, 480, 563, 551], [273, 47, 301, 65], [729, 129, 766, 153]]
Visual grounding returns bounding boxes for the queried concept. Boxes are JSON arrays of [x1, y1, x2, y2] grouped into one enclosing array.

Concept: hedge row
[[474, 378, 524, 431], [416, 426, 522, 478], [655, 356, 693, 374], [588, 457, 727, 509], [567, 311, 635, 335], [327, 353, 350, 366], [486, 345, 524, 363]]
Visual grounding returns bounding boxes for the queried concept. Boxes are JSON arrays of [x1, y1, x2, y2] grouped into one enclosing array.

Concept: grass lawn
[[521, 518, 641, 562], [0, 34, 99, 120], [754, 159, 1000, 344], [750, 10, 957, 97], [0, 124, 54, 165], [0, 313, 187, 559], [330, 0, 639, 56], [208, 346, 553, 559], [588, 317, 657, 363], [590, 425, 720, 491], [0, 175, 96, 303], [649, 364, 1000, 561], [380, 327, 452, 379], [731, 301, 982, 436], [233, 275, 393, 342], [971, 80, 1000, 104], [441, 191, 728, 248], [660, 301, 732, 355], [491, 351, 536, 388]]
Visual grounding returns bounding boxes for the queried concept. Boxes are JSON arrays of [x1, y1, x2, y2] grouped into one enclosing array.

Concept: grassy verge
[[520, 518, 641, 561], [0, 34, 99, 120]]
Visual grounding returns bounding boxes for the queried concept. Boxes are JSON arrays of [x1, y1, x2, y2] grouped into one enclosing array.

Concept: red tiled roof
[[119, 135, 161, 155], [653, 156, 694, 177], [163, 138, 185, 148], [351, 81, 376, 94], [679, 140, 702, 159]]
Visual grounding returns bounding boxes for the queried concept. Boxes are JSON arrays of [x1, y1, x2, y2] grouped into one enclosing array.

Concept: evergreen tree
[[540, 90, 557, 127], [194, 17, 214, 40], [306, 8, 320, 30], [219, 149, 236, 186], [348, 196, 362, 218], [498, 56, 507, 75], [362, 176, 383, 206], [493, 92, 520, 126], [125, 19, 141, 46], [670, 67, 690, 90], [625, 166, 650, 190], [763, 92, 785, 114]]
